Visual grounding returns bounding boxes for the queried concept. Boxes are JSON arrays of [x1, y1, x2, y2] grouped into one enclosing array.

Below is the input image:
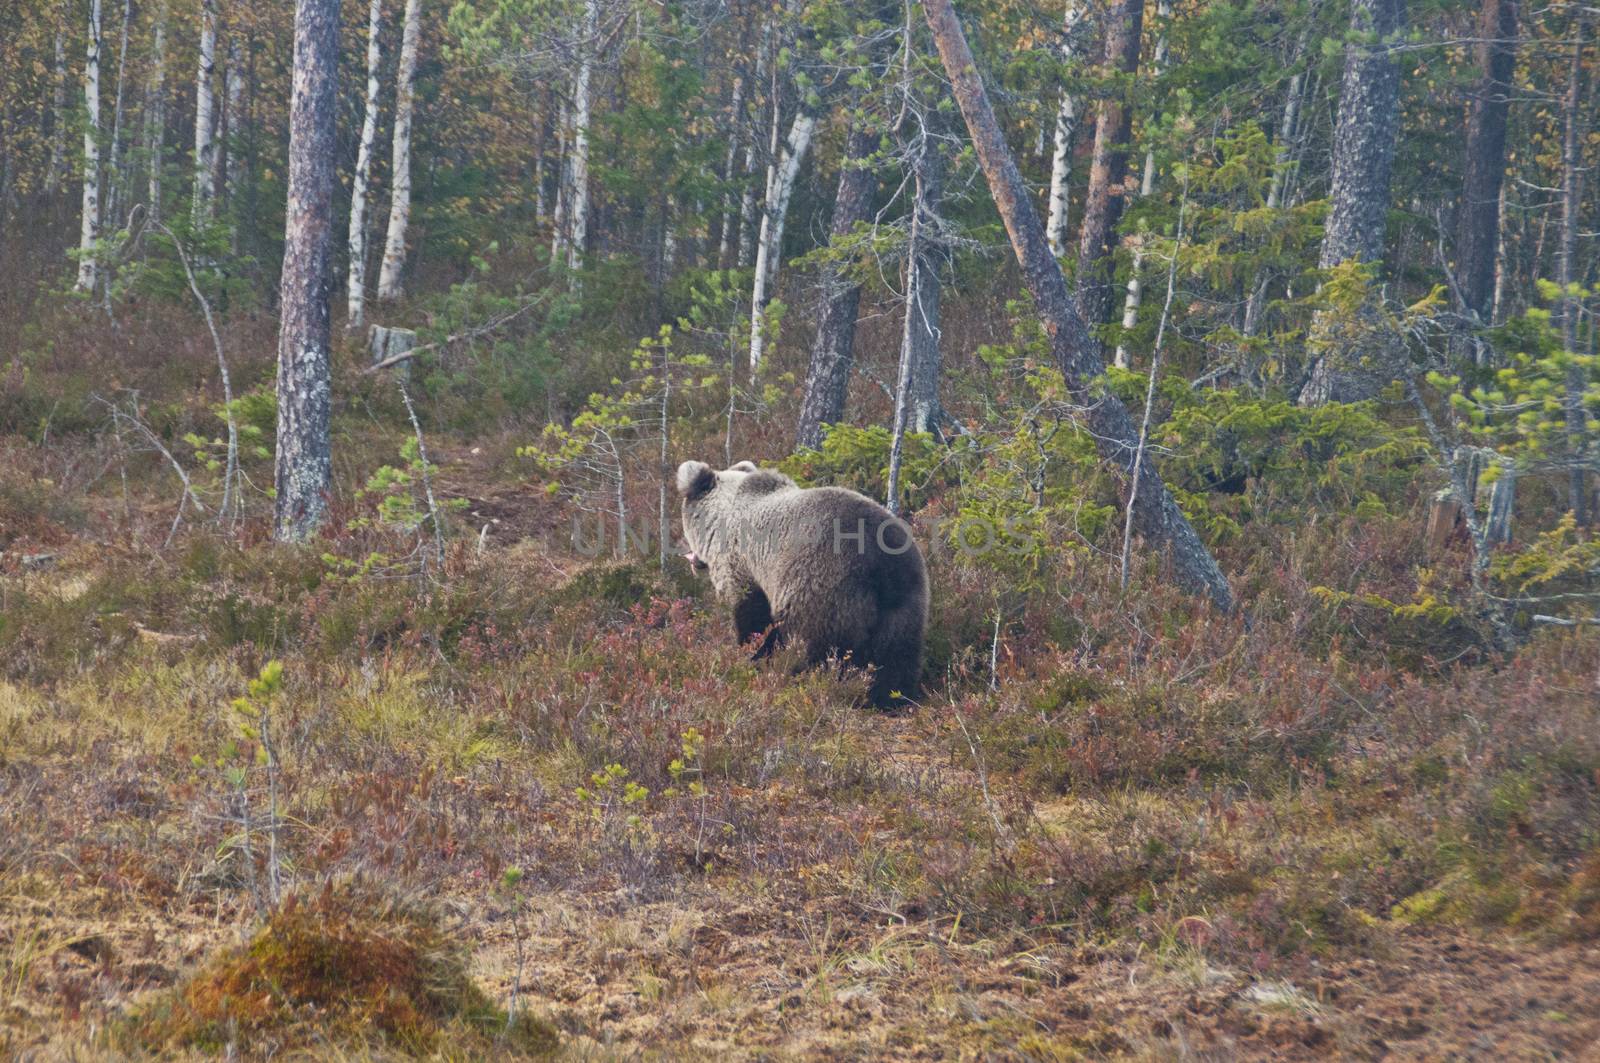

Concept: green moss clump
[[129, 884, 557, 1058]]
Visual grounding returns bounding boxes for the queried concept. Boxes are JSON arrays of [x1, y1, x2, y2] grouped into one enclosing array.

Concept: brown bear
[[676, 459, 927, 706]]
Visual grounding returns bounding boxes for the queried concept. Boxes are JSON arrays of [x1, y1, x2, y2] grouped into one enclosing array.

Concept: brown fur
[[677, 460, 928, 706]]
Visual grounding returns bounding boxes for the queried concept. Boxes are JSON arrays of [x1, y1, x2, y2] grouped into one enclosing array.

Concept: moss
[[1391, 886, 1450, 925], [129, 884, 558, 1058]]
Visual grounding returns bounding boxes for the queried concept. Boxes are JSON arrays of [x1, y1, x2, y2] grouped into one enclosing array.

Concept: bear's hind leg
[[864, 603, 924, 707]]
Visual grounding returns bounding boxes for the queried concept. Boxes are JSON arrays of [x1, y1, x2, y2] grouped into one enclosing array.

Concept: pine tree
[[274, 0, 340, 541]]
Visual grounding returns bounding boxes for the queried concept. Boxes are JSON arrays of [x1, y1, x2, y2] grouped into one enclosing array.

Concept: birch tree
[[1114, 0, 1171, 369], [923, 0, 1235, 612], [378, 0, 422, 301], [103, 0, 132, 230], [144, 0, 167, 221], [747, 107, 817, 373], [1298, 0, 1407, 406], [549, 0, 597, 275], [885, 145, 929, 516], [906, 142, 946, 435], [220, 34, 245, 203], [75, 0, 102, 293], [1045, 0, 1087, 259], [563, 0, 596, 273], [347, 0, 384, 329], [193, 0, 218, 224], [716, 70, 746, 268], [45, 14, 67, 196], [275, 0, 340, 542]]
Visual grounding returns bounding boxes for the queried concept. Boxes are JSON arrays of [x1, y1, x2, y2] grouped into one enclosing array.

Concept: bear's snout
[[684, 551, 709, 572]]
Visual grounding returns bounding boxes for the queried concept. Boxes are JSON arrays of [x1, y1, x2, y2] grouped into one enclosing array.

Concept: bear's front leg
[[732, 585, 780, 659]]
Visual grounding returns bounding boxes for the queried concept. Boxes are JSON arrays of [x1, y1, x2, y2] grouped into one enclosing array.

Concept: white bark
[[46, 22, 67, 195], [1114, 0, 1171, 369], [886, 157, 927, 516], [662, 194, 678, 274], [717, 72, 745, 267], [221, 34, 244, 201], [747, 109, 817, 373], [347, 0, 383, 329], [549, 94, 569, 259], [378, 0, 421, 301], [144, 1, 167, 220], [104, 0, 132, 230], [193, 0, 218, 224], [562, 0, 597, 274], [76, 0, 103, 293], [1045, 0, 1087, 259]]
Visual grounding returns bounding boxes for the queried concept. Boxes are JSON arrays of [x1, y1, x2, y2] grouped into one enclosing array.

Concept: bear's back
[[762, 485, 925, 610]]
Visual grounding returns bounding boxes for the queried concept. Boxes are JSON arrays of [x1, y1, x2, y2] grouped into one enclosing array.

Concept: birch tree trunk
[[716, 71, 745, 269], [377, 0, 421, 301], [75, 0, 102, 293], [144, 1, 167, 221], [46, 19, 67, 196], [103, 0, 132, 231], [1298, 0, 1407, 406], [274, 0, 340, 542], [1455, 0, 1518, 330], [549, 94, 569, 259], [1114, 0, 1170, 369], [797, 125, 878, 449], [907, 143, 946, 435], [220, 34, 244, 205], [1557, 17, 1589, 524], [886, 154, 928, 517], [192, 0, 217, 224], [747, 108, 817, 373], [1075, 0, 1145, 330], [561, 0, 597, 274], [923, 0, 1235, 613], [1045, 0, 1087, 258], [346, 0, 384, 329]]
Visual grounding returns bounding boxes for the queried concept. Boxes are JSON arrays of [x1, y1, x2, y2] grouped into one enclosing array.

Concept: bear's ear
[[676, 460, 716, 501], [729, 460, 758, 473], [740, 470, 792, 495]]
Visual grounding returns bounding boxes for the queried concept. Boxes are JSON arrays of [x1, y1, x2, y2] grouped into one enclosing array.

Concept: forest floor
[[8, 711, 1600, 1060], [4, 439, 1600, 1060]]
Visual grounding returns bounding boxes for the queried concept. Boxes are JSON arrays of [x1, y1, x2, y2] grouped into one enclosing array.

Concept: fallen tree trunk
[[922, 0, 1235, 614]]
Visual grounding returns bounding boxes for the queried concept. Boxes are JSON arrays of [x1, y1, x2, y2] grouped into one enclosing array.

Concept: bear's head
[[676, 460, 791, 576]]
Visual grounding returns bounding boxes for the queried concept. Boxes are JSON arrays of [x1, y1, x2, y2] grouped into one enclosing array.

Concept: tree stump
[[1424, 492, 1463, 558]]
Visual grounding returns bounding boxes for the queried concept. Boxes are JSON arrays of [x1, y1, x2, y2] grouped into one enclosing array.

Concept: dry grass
[[2, 417, 1600, 1059]]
